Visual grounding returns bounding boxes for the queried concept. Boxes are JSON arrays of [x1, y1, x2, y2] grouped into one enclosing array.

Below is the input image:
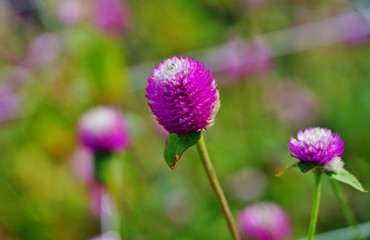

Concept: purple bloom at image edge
[[288, 127, 344, 165], [78, 106, 130, 152], [146, 56, 220, 134], [238, 202, 291, 240]]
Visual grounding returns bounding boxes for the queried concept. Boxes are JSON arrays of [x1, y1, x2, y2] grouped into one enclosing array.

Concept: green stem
[[331, 180, 361, 240], [93, 152, 123, 238], [308, 169, 322, 240], [195, 133, 241, 240]]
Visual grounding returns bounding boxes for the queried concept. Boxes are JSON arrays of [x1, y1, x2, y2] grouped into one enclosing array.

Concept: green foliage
[[326, 168, 367, 193], [164, 132, 201, 169]]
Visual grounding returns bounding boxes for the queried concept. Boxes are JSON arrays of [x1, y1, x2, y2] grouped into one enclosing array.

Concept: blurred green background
[[0, 0, 370, 239]]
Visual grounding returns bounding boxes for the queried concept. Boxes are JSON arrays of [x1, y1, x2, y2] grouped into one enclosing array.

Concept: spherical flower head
[[288, 127, 344, 165], [78, 107, 130, 152], [146, 56, 220, 134], [238, 202, 291, 240]]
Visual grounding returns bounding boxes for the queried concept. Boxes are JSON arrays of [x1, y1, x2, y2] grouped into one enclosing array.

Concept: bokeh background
[[0, 0, 370, 239]]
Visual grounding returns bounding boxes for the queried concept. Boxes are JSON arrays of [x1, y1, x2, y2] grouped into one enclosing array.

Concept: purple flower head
[[288, 127, 344, 165], [94, 0, 128, 35], [78, 106, 130, 152], [238, 202, 291, 240], [146, 56, 220, 134]]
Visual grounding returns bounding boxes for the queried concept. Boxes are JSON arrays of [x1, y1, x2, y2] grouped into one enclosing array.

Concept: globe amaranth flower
[[238, 202, 291, 240], [146, 56, 220, 134], [288, 127, 344, 166], [78, 106, 130, 152]]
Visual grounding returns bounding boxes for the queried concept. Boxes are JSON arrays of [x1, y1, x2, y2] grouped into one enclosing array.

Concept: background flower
[[78, 107, 130, 152], [238, 202, 291, 240]]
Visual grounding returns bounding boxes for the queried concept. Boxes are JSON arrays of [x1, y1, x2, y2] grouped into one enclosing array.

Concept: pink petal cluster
[[238, 202, 291, 240], [78, 106, 130, 152]]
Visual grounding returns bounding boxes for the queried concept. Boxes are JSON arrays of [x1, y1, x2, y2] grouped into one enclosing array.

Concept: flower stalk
[[308, 169, 322, 240], [196, 133, 240, 240]]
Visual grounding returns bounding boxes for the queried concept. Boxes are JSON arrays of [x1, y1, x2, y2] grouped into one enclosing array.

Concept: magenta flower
[[94, 0, 128, 35], [78, 106, 130, 152], [288, 127, 344, 165], [146, 56, 220, 134], [238, 202, 291, 240]]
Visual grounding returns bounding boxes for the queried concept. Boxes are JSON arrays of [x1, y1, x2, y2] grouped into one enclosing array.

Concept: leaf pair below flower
[[277, 161, 367, 192]]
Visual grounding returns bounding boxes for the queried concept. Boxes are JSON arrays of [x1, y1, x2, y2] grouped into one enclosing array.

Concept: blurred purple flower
[[227, 168, 267, 202], [88, 180, 104, 217], [25, 33, 62, 68], [78, 106, 130, 152], [70, 147, 93, 182], [222, 38, 273, 81], [57, 0, 84, 26], [264, 82, 318, 127], [94, 0, 128, 35], [238, 202, 291, 240], [164, 190, 193, 225], [0, 67, 29, 123], [288, 127, 344, 165], [0, 94, 23, 123], [342, 15, 370, 45], [146, 56, 220, 134]]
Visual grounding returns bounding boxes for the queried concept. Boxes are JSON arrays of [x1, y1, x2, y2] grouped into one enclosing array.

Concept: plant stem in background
[[94, 152, 123, 239], [196, 133, 241, 240], [331, 180, 360, 240], [308, 169, 322, 240]]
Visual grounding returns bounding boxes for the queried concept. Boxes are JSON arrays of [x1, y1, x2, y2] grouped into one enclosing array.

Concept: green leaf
[[297, 162, 320, 173], [326, 168, 367, 192], [164, 132, 201, 170], [275, 162, 298, 177]]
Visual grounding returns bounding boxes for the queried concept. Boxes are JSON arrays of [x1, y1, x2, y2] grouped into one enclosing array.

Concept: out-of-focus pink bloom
[[221, 38, 273, 82], [88, 180, 105, 217], [94, 0, 129, 35], [227, 168, 267, 202], [164, 190, 193, 225], [78, 106, 130, 152], [25, 33, 62, 68], [238, 202, 291, 240], [0, 94, 23, 123], [57, 0, 85, 26], [264, 82, 318, 127], [70, 147, 93, 182], [0, 67, 29, 123], [342, 14, 370, 45]]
